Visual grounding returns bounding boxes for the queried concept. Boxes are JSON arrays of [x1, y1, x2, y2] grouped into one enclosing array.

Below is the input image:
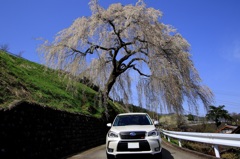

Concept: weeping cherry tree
[[38, 0, 213, 114]]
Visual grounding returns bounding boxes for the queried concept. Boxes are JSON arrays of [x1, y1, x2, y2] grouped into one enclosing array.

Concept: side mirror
[[154, 121, 159, 126], [107, 123, 112, 127]]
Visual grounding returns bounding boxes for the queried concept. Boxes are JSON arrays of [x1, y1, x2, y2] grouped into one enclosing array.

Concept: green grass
[[0, 51, 124, 117], [1, 51, 156, 118]]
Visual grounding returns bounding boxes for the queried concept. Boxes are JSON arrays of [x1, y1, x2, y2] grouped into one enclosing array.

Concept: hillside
[[0, 51, 124, 117]]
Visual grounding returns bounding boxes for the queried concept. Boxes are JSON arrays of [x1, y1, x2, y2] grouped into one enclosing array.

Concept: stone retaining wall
[[0, 101, 110, 159]]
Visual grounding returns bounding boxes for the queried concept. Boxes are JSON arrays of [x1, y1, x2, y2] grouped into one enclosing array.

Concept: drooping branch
[[118, 57, 150, 76], [62, 45, 89, 56], [132, 65, 150, 77], [87, 42, 116, 52], [126, 58, 148, 68], [62, 41, 117, 57]]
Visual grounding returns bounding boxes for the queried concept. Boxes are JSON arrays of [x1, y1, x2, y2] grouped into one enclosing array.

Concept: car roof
[[117, 112, 148, 116]]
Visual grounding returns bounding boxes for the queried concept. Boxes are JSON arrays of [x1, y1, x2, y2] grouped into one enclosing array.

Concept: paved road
[[67, 141, 210, 159]]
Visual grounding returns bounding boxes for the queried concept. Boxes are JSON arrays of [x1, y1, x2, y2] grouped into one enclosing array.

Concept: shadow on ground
[[161, 148, 174, 159], [115, 148, 173, 159]]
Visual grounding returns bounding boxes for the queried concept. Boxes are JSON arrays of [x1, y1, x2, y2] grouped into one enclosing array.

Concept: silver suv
[[106, 113, 162, 159]]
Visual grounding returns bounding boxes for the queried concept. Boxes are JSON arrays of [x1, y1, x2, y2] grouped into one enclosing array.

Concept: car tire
[[153, 152, 162, 159], [106, 152, 115, 159]]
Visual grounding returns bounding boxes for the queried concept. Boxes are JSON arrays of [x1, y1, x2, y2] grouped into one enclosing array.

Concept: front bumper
[[106, 137, 162, 156]]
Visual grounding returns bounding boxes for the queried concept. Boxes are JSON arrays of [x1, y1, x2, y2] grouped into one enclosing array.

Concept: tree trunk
[[105, 73, 118, 96]]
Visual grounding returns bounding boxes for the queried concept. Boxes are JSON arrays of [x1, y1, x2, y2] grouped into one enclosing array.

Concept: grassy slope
[[0, 51, 124, 117]]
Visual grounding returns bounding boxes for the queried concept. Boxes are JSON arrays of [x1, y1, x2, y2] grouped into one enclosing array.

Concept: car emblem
[[129, 132, 136, 136]]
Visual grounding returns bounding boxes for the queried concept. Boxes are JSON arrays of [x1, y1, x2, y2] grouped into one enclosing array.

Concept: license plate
[[128, 142, 139, 149]]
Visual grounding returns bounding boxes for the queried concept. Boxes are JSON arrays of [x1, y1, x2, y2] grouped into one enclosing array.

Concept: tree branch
[[132, 65, 150, 77], [87, 42, 116, 52], [118, 57, 149, 76], [63, 45, 88, 56], [127, 58, 148, 68]]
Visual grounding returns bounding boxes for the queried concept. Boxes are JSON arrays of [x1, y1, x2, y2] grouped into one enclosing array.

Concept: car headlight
[[148, 129, 159, 136], [108, 131, 119, 138]]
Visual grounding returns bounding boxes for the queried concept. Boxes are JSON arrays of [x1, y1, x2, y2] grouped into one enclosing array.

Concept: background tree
[[0, 44, 10, 52], [231, 112, 240, 125], [187, 114, 195, 122], [206, 105, 232, 127], [38, 0, 213, 113]]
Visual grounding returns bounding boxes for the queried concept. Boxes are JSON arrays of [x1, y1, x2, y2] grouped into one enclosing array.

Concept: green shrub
[[221, 152, 239, 159], [182, 141, 213, 156]]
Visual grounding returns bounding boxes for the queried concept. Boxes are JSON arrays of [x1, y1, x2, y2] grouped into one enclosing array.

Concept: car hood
[[110, 125, 156, 133]]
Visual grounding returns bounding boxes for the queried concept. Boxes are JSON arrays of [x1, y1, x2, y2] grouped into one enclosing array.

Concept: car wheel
[[153, 152, 162, 159], [106, 152, 115, 159]]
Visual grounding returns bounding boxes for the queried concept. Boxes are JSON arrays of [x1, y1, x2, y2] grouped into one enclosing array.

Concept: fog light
[[155, 147, 160, 151], [108, 148, 114, 152]]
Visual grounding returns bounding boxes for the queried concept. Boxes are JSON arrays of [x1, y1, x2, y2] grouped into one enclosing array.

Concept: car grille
[[120, 131, 146, 139], [117, 140, 150, 152]]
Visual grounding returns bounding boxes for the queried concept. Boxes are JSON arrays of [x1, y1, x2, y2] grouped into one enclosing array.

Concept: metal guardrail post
[[178, 139, 182, 147], [213, 145, 220, 158]]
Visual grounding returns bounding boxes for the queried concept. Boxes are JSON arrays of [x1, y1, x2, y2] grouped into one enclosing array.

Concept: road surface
[[67, 141, 212, 159]]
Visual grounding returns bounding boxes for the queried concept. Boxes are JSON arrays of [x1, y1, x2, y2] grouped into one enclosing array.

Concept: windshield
[[113, 114, 153, 126]]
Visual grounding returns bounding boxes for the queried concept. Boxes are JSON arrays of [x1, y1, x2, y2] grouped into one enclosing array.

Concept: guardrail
[[161, 129, 240, 158]]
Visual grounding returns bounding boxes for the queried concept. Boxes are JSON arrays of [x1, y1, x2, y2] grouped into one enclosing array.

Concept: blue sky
[[1, 0, 240, 115]]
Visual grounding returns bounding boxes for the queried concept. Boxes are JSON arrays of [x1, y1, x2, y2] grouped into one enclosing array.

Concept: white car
[[106, 113, 162, 159]]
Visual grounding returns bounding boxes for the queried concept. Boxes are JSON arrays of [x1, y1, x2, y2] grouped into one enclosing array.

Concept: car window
[[113, 115, 152, 126]]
